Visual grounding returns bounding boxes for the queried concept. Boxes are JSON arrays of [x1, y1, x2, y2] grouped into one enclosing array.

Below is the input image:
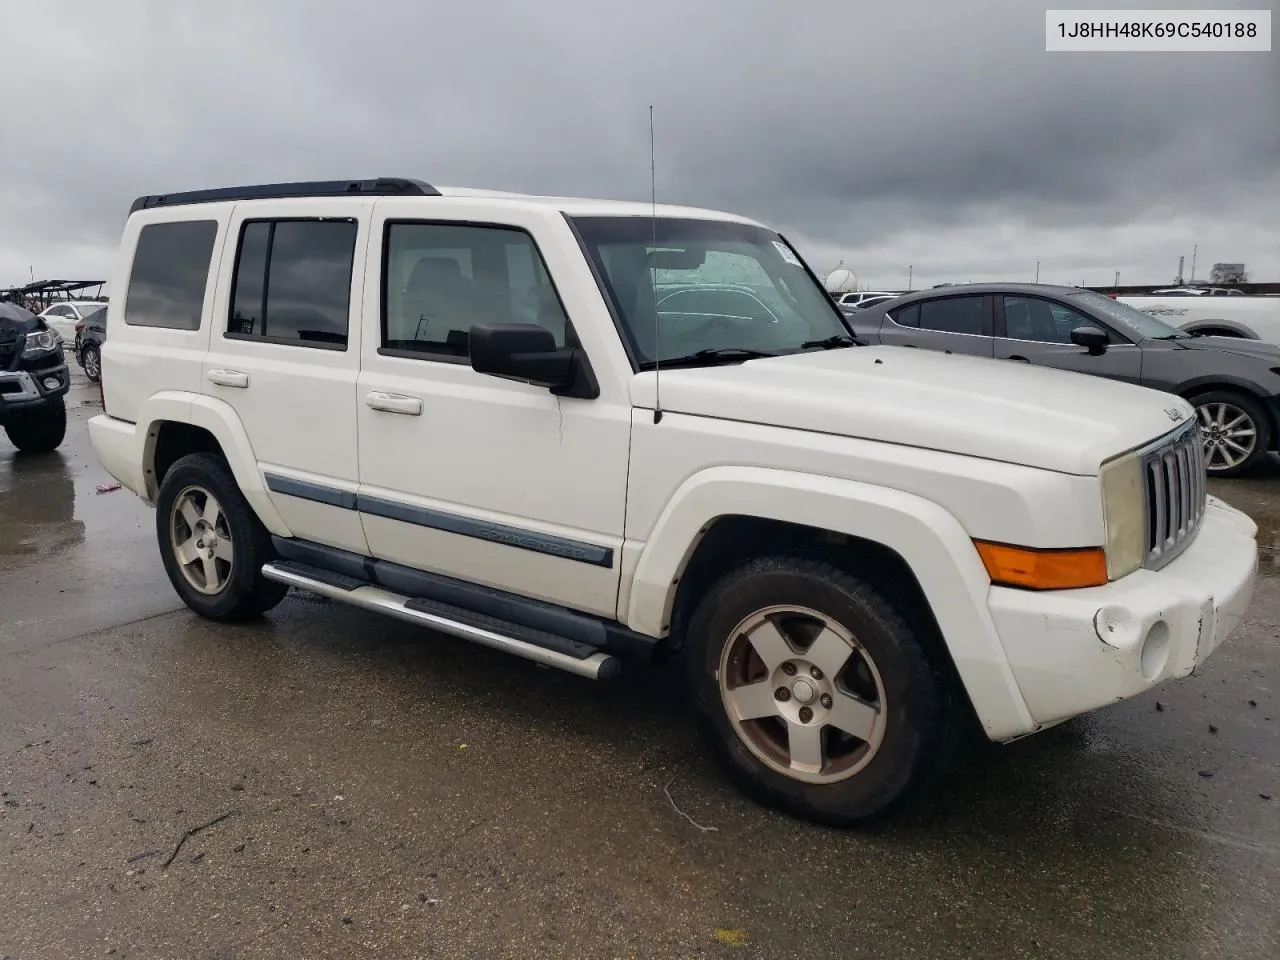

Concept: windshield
[[568, 215, 850, 367], [1069, 290, 1188, 340], [81, 304, 107, 322]]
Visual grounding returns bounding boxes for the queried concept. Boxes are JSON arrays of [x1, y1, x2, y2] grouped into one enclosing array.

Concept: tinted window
[[382, 222, 570, 359], [228, 219, 357, 348], [1004, 297, 1113, 345], [918, 296, 984, 335], [1002, 296, 1103, 343], [228, 222, 270, 337], [890, 303, 920, 327], [124, 221, 217, 330]]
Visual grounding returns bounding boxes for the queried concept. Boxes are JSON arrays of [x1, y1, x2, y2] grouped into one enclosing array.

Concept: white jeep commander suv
[[89, 177, 1258, 825]]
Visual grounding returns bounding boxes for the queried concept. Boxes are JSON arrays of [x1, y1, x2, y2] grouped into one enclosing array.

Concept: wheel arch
[[138, 392, 291, 537], [1178, 382, 1279, 456], [1180, 319, 1259, 339], [626, 466, 1036, 740]]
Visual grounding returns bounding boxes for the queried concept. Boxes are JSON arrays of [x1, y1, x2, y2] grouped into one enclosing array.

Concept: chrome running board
[[261, 561, 620, 681]]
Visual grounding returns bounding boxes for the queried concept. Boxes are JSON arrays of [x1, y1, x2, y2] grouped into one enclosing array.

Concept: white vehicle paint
[[1118, 294, 1280, 343], [86, 177, 1257, 824]]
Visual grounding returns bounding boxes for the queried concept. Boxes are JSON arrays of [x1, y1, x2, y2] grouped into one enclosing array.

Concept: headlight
[[21, 328, 60, 358], [1100, 450, 1145, 580]]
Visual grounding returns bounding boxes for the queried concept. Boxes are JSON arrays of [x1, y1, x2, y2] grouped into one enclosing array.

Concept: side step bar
[[261, 561, 620, 681]]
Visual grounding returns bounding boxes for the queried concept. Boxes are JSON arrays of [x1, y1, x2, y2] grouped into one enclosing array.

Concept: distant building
[[1210, 263, 1248, 284]]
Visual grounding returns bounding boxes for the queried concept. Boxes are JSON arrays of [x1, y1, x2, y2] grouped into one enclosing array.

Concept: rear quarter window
[[123, 220, 218, 330], [889, 303, 920, 327]]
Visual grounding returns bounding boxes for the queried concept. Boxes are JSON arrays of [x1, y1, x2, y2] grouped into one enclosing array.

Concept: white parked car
[[1119, 293, 1280, 343], [834, 291, 901, 309], [37, 300, 108, 350], [88, 177, 1257, 825]]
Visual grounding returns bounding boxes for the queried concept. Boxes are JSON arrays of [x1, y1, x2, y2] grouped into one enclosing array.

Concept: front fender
[[139, 391, 292, 537], [627, 465, 1036, 740]]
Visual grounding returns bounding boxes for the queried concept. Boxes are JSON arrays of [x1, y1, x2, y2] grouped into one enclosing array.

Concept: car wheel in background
[[81, 343, 101, 382], [1189, 389, 1270, 478]]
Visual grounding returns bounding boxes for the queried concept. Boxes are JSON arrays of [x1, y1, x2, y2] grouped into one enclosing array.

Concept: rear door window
[[227, 219, 358, 349]]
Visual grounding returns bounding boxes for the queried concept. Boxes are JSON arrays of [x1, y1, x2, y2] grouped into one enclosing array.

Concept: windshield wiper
[[801, 335, 857, 349], [645, 347, 777, 369]]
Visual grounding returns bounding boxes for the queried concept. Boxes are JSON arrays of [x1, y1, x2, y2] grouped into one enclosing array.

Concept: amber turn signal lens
[[974, 541, 1109, 590]]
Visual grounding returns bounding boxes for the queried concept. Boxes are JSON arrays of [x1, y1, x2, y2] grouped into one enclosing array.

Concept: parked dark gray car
[[847, 283, 1280, 477]]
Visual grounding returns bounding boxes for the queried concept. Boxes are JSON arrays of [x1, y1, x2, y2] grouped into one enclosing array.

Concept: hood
[[1171, 335, 1280, 363], [0, 302, 41, 335], [629, 346, 1193, 476]]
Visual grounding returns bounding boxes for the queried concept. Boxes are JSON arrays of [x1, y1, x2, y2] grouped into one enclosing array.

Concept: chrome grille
[[1143, 420, 1206, 569]]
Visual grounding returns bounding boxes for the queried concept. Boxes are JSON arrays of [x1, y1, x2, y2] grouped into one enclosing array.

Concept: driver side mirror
[[468, 323, 598, 399], [1070, 326, 1109, 355]]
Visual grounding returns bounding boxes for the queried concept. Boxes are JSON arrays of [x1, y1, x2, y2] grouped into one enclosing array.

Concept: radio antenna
[[649, 104, 663, 425]]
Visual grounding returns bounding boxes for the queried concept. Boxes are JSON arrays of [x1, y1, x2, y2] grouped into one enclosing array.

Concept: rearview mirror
[[647, 247, 706, 270], [1070, 326, 1109, 355], [469, 323, 598, 399]]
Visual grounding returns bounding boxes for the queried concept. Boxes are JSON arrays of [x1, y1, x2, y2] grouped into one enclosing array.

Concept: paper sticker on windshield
[[772, 240, 802, 266]]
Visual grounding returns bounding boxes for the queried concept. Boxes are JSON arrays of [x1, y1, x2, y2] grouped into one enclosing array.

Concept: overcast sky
[[2, 0, 1276, 292]]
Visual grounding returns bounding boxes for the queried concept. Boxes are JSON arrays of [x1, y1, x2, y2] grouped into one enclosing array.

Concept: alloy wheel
[[169, 485, 234, 595], [1196, 401, 1257, 472], [718, 604, 887, 784]]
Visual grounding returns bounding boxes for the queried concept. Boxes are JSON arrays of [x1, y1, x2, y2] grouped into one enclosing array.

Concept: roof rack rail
[[129, 177, 440, 213]]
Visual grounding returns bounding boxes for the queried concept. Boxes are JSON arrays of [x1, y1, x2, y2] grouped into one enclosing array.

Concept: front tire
[[684, 555, 961, 826], [155, 452, 289, 621], [3, 397, 67, 453], [1189, 390, 1270, 478]]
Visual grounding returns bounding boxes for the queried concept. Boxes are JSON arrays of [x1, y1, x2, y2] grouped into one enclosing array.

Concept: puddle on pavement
[[0, 450, 86, 561], [1, 372, 149, 572]]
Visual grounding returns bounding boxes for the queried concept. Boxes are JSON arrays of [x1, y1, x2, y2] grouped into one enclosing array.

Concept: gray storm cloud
[[2, 0, 1276, 290]]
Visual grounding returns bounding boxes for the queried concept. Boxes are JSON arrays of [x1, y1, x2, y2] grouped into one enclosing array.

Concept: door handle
[[207, 369, 249, 388], [365, 391, 423, 416]]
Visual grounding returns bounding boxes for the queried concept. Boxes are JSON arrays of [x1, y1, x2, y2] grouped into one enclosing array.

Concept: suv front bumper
[[987, 495, 1257, 732], [0, 359, 70, 420]]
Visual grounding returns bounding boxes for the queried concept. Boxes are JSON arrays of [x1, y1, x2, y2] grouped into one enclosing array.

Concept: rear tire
[[155, 452, 289, 621], [683, 554, 961, 826], [1188, 389, 1269, 478], [4, 397, 67, 453]]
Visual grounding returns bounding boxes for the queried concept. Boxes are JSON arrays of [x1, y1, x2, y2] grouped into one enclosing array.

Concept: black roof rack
[[129, 177, 440, 214]]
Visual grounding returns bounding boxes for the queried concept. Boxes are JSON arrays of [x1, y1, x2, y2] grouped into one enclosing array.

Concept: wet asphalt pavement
[[1, 366, 1276, 960]]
